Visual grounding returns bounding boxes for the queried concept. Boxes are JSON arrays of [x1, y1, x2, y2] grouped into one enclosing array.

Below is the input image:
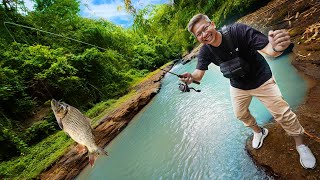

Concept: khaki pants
[[230, 77, 304, 136]]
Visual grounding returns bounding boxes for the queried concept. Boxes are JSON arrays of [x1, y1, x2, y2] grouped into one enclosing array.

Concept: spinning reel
[[178, 83, 201, 93], [159, 68, 201, 93]]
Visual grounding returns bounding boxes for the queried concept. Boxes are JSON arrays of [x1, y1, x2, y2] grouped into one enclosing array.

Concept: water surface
[[77, 53, 307, 179]]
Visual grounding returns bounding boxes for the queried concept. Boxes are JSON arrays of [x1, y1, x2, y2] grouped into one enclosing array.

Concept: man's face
[[192, 19, 217, 45]]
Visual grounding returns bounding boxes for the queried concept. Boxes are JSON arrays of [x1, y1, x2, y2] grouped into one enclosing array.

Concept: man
[[180, 14, 316, 169]]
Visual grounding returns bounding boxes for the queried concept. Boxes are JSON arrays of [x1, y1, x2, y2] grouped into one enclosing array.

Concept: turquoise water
[[77, 54, 307, 179]]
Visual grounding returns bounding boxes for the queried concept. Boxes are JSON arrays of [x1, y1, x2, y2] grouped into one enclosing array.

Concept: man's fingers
[[272, 29, 286, 37], [269, 29, 291, 52], [273, 31, 289, 40], [277, 41, 290, 47], [186, 76, 192, 83], [274, 36, 290, 44], [269, 29, 288, 39], [179, 76, 188, 81], [179, 73, 193, 84]]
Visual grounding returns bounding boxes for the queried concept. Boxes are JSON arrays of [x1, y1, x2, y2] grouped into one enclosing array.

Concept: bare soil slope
[[238, 0, 320, 179]]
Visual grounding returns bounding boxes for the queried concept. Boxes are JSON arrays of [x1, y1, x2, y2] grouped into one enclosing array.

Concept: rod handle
[[192, 80, 200, 85], [177, 75, 200, 84]]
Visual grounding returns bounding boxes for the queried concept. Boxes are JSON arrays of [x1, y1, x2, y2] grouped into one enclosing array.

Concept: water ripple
[[77, 56, 306, 180]]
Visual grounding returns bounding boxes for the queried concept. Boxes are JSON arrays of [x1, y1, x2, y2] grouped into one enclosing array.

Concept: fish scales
[[51, 99, 107, 166], [63, 107, 96, 150]]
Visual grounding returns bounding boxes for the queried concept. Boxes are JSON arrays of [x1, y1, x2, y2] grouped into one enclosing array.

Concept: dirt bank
[[39, 65, 172, 179], [183, 0, 320, 178], [239, 0, 320, 179]]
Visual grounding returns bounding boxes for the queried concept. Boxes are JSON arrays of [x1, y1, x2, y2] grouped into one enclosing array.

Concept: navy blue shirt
[[197, 23, 272, 90]]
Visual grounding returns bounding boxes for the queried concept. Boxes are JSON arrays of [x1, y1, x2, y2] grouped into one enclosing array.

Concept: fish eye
[[60, 103, 69, 111], [56, 104, 64, 111]]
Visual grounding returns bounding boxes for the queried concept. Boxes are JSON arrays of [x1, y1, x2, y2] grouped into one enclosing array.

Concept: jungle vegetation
[[0, 0, 269, 178]]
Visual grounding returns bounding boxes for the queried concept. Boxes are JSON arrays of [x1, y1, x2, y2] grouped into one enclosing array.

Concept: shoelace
[[298, 145, 309, 155]]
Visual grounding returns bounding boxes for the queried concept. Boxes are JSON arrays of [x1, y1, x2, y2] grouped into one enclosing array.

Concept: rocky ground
[[39, 65, 172, 179], [239, 0, 320, 179]]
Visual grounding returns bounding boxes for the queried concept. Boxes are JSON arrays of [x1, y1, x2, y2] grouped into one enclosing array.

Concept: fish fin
[[57, 118, 63, 129], [88, 147, 108, 167], [76, 144, 87, 154], [88, 153, 96, 167]]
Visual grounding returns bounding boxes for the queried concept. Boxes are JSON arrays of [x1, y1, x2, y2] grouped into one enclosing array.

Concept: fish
[[51, 99, 107, 166]]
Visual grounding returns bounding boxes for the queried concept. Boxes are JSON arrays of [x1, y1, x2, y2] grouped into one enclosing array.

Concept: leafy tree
[[0, 0, 272, 162]]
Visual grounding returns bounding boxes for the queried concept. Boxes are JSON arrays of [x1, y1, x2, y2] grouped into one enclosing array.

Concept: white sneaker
[[252, 128, 268, 149], [296, 144, 316, 169]]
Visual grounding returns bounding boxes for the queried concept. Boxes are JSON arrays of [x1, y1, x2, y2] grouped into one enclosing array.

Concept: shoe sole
[[254, 128, 269, 149], [300, 158, 316, 169]]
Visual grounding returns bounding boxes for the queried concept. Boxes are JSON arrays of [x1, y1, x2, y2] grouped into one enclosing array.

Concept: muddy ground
[[239, 0, 320, 179]]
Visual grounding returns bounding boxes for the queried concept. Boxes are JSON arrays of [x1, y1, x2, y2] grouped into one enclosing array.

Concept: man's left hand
[[268, 30, 291, 52]]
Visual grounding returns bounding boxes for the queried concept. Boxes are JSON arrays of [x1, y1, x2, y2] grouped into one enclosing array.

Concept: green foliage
[[73, 19, 132, 53], [0, 66, 36, 119], [131, 0, 271, 53], [0, 131, 73, 179], [0, 123, 28, 161], [69, 48, 132, 105], [1, 42, 133, 114], [23, 117, 58, 146], [0, 0, 271, 177], [85, 99, 117, 119], [28, 0, 80, 46]]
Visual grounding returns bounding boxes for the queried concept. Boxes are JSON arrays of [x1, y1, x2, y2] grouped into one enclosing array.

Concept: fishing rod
[[4, 22, 107, 51], [160, 68, 201, 93], [3, 21, 109, 100], [160, 68, 200, 84]]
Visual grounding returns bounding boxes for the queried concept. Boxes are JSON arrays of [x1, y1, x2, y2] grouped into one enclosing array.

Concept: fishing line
[[87, 82, 105, 98], [3, 21, 110, 100], [3, 22, 55, 99], [160, 68, 200, 84], [12, 35, 54, 99], [4, 22, 107, 51], [0, 111, 12, 127], [39, 76, 54, 99]]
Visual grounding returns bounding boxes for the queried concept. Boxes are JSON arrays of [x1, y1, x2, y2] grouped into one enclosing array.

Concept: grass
[[88, 62, 172, 126], [130, 62, 171, 88], [88, 90, 139, 126], [0, 64, 170, 179], [0, 131, 74, 179]]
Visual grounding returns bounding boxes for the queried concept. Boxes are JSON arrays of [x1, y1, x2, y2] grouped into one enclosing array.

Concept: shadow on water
[[77, 53, 307, 180]]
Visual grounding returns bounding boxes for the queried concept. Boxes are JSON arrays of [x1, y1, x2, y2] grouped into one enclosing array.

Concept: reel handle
[[179, 83, 201, 93]]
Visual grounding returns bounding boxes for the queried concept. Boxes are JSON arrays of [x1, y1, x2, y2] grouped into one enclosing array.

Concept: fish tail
[[88, 147, 108, 167]]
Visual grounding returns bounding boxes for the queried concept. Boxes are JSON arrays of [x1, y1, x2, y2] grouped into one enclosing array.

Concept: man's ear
[[211, 21, 216, 29]]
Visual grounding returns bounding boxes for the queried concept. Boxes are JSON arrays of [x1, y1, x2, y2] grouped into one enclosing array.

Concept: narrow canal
[[78, 53, 307, 179]]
